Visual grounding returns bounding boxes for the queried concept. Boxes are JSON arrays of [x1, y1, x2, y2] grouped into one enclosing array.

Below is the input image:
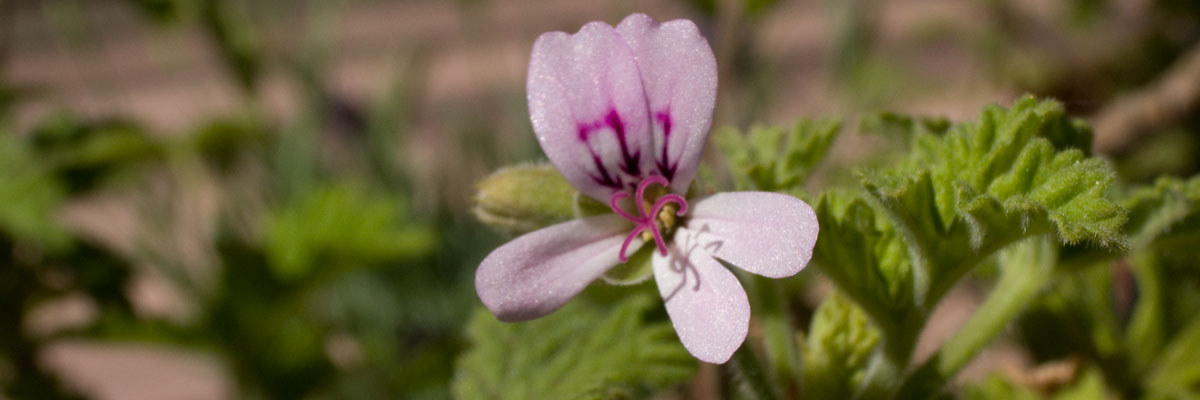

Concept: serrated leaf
[[1123, 176, 1200, 252], [811, 190, 914, 335], [802, 293, 881, 400], [452, 290, 695, 399], [1054, 175, 1200, 376], [715, 118, 840, 191], [860, 95, 1125, 308]]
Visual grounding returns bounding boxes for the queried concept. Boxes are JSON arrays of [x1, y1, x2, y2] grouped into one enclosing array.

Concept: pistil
[[609, 175, 688, 262]]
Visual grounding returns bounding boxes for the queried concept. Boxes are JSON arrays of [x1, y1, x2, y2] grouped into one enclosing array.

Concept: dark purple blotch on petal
[[605, 109, 642, 176], [575, 108, 643, 189], [654, 111, 678, 180]]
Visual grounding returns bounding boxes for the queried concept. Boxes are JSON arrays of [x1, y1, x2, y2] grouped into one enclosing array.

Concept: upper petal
[[616, 14, 717, 193], [653, 233, 749, 364], [475, 214, 630, 322], [685, 192, 818, 278], [528, 21, 654, 201]]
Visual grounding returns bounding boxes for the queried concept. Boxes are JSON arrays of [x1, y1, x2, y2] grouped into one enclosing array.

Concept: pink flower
[[475, 13, 818, 364]]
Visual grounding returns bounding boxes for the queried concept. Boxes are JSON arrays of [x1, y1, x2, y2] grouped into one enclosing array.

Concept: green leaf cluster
[[715, 118, 841, 191], [264, 183, 436, 281], [807, 95, 1127, 398], [802, 293, 881, 399], [452, 289, 695, 399], [1018, 175, 1200, 399]]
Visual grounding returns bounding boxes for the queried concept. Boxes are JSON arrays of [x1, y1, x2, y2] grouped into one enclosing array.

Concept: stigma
[[609, 175, 688, 262]]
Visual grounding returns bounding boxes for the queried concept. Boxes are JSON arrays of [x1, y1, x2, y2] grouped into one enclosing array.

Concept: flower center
[[608, 175, 688, 262]]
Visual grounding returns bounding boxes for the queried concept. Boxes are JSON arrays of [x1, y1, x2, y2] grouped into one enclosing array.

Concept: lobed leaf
[[811, 190, 914, 335], [452, 290, 695, 399], [715, 118, 840, 191], [860, 95, 1125, 308]]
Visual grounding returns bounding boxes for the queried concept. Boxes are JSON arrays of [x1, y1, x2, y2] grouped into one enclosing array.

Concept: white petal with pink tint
[[476, 214, 631, 322], [527, 21, 654, 201], [686, 192, 818, 278], [653, 230, 749, 364], [615, 14, 717, 194]]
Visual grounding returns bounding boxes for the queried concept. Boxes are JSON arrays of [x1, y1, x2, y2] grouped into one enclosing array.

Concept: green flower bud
[[473, 163, 577, 234]]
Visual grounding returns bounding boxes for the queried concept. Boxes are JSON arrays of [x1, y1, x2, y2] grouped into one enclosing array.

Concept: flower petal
[[616, 14, 717, 193], [653, 231, 749, 363], [528, 21, 654, 201], [476, 214, 631, 322], [686, 192, 818, 278]]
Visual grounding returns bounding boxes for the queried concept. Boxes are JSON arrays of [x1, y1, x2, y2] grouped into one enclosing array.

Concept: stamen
[[608, 176, 690, 262]]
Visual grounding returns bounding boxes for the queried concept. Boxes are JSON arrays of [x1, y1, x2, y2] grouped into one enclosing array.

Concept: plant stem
[[749, 275, 800, 395], [896, 235, 1057, 397], [854, 314, 922, 400], [724, 343, 780, 400]]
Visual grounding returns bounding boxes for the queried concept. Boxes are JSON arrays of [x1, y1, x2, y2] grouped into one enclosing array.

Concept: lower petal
[[653, 239, 749, 364], [686, 192, 819, 278], [476, 214, 629, 322]]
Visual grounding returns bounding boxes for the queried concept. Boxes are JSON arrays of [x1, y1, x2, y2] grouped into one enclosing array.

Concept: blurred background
[[1, 0, 1198, 398]]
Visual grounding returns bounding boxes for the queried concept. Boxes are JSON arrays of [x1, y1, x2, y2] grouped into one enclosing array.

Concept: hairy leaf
[[802, 293, 880, 400], [861, 95, 1125, 308], [452, 291, 695, 399], [811, 190, 914, 335], [715, 118, 840, 191]]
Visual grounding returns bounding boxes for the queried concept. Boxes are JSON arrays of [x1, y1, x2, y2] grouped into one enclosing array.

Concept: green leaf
[[811, 190, 914, 336], [0, 133, 71, 250], [715, 118, 841, 191], [30, 113, 164, 193], [452, 289, 696, 399], [801, 293, 881, 400], [858, 111, 950, 146], [1123, 176, 1200, 252], [1054, 368, 1110, 400], [264, 184, 436, 281], [860, 95, 1125, 308]]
